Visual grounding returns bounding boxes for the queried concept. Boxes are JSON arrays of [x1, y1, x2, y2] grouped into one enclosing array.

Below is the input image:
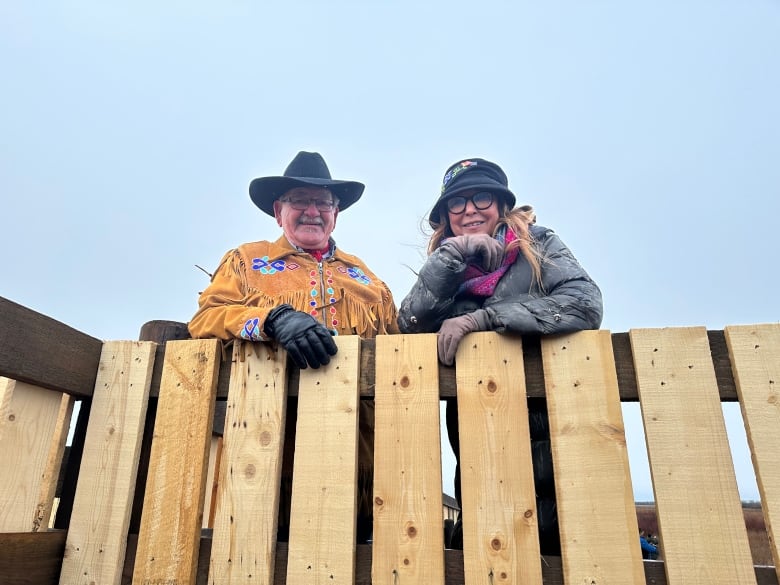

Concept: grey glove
[[437, 309, 492, 366], [264, 304, 338, 369], [440, 234, 505, 272]]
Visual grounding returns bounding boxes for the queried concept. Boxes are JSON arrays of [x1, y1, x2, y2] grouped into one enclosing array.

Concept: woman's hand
[[437, 310, 491, 365], [440, 234, 504, 272]]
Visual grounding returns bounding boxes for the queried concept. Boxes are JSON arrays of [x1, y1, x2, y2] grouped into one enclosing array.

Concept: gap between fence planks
[[631, 326, 757, 585]]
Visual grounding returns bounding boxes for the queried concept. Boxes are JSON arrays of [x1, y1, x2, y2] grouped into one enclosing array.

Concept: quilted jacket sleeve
[[483, 227, 603, 335], [397, 244, 469, 333], [397, 226, 603, 335]]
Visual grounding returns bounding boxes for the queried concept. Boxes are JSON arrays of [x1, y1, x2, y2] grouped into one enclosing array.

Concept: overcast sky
[[2, 1, 778, 502]]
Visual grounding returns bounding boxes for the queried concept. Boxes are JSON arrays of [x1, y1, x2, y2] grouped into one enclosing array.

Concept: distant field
[[635, 503, 773, 566]]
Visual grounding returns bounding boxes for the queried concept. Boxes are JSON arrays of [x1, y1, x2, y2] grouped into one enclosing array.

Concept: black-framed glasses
[[446, 191, 495, 214], [280, 197, 337, 212]]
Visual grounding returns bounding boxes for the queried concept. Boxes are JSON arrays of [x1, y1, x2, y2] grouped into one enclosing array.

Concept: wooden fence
[[0, 295, 778, 585]]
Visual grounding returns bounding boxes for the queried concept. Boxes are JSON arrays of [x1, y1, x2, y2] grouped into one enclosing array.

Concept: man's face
[[273, 186, 338, 249]]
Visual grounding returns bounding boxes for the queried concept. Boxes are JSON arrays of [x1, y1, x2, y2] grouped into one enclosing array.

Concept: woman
[[398, 157, 603, 553]]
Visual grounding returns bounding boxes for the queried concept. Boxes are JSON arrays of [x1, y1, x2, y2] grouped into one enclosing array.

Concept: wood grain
[[373, 333, 445, 585], [132, 339, 220, 585], [455, 332, 541, 585], [725, 323, 780, 572], [209, 341, 289, 585], [631, 327, 756, 585], [59, 341, 155, 585], [543, 330, 645, 584], [286, 336, 361, 585]]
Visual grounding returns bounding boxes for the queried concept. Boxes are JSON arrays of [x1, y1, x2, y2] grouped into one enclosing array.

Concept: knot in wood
[[260, 431, 272, 446], [487, 381, 497, 393], [400, 376, 410, 388], [245, 463, 256, 479], [524, 509, 533, 519], [491, 538, 502, 550]]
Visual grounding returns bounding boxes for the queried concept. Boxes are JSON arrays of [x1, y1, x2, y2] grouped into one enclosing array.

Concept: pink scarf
[[458, 227, 518, 297]]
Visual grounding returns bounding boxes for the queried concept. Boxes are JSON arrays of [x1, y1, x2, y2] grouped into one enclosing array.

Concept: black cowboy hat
[[429, 158, 516, 227], [249, 151, 365, 216]]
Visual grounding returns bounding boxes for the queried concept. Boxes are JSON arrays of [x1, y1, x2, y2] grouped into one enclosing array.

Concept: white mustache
[[298, 218, 324, 226]]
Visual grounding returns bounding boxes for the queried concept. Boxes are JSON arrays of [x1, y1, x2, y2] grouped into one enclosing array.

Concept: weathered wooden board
[[373, 333, 444, 585], [59, 341, 155, 585], [132, 339, 220, 585], [725, 323, 780, 574], [456, 332, 541, 585], [286, 336, 361, 585], [209, 341, 289, 584], [0, 295, 102, 398], [0, 377, 69, 532], [631, 326, 756, 585], [543, 330, 645, 584]]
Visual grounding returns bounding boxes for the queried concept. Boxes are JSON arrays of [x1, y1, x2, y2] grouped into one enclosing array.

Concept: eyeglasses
[[280, 197, 337, 212], [446, 191, 495, 214]]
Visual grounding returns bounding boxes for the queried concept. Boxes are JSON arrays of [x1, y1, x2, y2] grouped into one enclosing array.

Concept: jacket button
[[410, 316, 418, 324]]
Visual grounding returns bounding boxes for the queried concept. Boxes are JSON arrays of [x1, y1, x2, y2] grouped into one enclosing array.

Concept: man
[[189, 150, 398, 355], [189, 151, 399, 542]]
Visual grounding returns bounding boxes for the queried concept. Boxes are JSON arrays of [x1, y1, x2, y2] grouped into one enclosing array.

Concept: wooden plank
[[455, 332, 542, 585], [147, 332, 739, 402], [0, 531, 67, 585], [542, 330, 645, 584], [209, 341, 289, 584], [0, 295, 102, 398], [9, 532, 744, 585], [59, 341, 155, 585], [202, 436, 221, 529], [42, 393, 74, 529], [132, 339, 220, 585], [725, 323, 780, 572], [0, 377, 67, 531], [286, 336, 361, 585], [630, 327, 756, 585], [372, 333, 444, 585]]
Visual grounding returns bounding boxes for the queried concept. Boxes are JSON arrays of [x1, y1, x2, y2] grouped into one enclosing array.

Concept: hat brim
[[428, 184, 516, 227], [249, 176, 365, 216]]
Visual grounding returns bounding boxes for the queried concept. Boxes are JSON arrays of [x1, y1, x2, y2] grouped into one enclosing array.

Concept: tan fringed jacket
[[189, 235, 400, 340], [188, 235, 399, 525]]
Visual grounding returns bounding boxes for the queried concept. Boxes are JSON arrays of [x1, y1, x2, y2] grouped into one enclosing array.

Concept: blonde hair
[[427, 202, 543, 288]]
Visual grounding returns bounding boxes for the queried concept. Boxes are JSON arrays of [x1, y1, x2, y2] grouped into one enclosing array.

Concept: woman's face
[[447, 189, 501, 237]]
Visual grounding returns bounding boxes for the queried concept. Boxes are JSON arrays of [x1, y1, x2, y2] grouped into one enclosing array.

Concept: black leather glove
[[440, 234, 505, 272], [264, 304, 338, 369]]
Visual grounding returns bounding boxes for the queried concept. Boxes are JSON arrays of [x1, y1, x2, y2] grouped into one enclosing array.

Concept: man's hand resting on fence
[[264, 304, 338, 369], [437, 310, 492, 366]]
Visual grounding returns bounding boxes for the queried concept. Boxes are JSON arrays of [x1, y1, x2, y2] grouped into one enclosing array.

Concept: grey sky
[[2, 1, 778, 501]]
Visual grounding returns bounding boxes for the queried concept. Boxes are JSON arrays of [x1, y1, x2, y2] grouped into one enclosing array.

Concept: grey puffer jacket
[[398, 224, 603, 335], [399, 224, 602, 553]]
